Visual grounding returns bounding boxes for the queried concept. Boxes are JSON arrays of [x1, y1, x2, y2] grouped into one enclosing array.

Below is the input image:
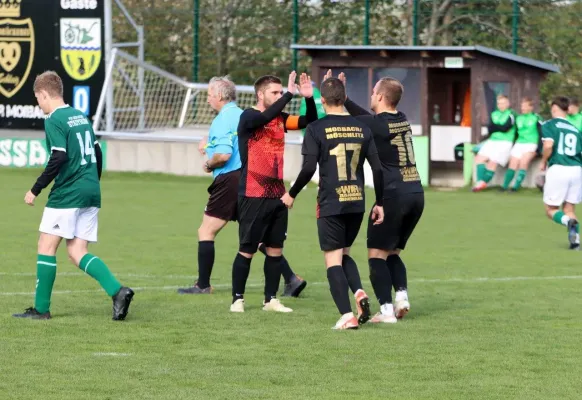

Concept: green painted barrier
[[412, 135, 429, 187]]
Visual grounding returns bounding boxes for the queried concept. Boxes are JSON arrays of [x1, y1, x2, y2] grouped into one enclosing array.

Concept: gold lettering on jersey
[[325, 125, 364, 140], [388, 121, 416, 167], [401, 166, 420, 182], [329, 142, 362, 181], [335, 184, 363, 202]]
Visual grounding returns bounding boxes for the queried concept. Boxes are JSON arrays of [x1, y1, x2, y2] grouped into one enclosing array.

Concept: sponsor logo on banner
[[0, 103, 44, 119], [0, 138, 108, 168], [0, 138, 48, 167], [0, 0, 35, 98], [61, 0, 98, 10], [60, 18, 101, 81]]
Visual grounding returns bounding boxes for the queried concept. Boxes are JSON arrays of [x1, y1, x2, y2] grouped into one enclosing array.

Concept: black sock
[[280, 256, 295, 284], [342, 255, 363, 294], [327, 265, 352, 315], [232, 253, 251, 303], [259, 244, 294, 284], [264, 255, 282, 303], [387, 255, 407, 292], [196, 241, 215, 289], [369, 258, 393, 305]]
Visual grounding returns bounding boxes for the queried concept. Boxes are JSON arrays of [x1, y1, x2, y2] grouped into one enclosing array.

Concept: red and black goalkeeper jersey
[[238, 92, 317, 198]]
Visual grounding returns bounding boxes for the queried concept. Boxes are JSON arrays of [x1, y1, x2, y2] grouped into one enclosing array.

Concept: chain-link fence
[[112, 1, 581, 112]]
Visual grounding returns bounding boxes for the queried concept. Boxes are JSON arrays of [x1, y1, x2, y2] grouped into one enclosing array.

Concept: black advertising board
[[0, 0, 105, 129]]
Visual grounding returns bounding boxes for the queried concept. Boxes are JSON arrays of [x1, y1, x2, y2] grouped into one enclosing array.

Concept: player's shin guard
[[197, 240, 215, 289], [342, 255, 363, 293], [327, 266, 352, 315], [476, 164, 486, 182], [259, 243, 294, 284], [263, 255, 282, 303], [369, 258, 392, 305], [386, 254, 407, 292], [79, 254, 122, 297], [513, 169, 527, 190], [483, 168, 495, 183], [35, 255, 57, 314], [502, 169, 515, 190], [232, 253, 251, 303]]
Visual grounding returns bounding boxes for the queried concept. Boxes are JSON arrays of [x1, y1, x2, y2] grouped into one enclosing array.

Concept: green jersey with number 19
[[541, 118, 582, 168], [44, 105, 101, 209]]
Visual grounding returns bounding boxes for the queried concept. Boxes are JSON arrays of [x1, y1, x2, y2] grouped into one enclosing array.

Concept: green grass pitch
[[1, 168, 582, 399]]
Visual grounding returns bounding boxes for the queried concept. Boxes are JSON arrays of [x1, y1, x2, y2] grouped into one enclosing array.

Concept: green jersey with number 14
[[541, 118, 582, 168], [44, 105, 101, 209]]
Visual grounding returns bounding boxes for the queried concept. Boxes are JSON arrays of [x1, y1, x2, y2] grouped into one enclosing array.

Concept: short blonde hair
[[33, 71, 63, 98]]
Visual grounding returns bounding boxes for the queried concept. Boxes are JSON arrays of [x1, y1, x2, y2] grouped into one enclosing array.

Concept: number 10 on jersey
[[76, 131, 97, 165]]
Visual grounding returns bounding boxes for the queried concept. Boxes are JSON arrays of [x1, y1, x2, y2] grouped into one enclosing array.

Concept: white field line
[[1, 275, 582, 296]]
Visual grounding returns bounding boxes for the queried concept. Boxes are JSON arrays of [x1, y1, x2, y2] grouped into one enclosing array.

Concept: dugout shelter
[[291, 44, 559, 187]]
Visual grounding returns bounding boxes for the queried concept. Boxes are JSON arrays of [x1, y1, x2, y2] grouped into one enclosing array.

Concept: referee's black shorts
[[204, 169, 240, 222], [317, 212, 364, 252], [238, 196, 288, 254], [367, 192, 424, 251]]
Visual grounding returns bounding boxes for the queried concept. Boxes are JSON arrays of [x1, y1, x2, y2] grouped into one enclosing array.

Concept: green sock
[[502, 169, 515, 189], [35, 255, 57, 314], [483, 169, 495, 183], [476, 164, 486, 181], [513, 169, 527, 190], [79, 254, 122, 297], [552, 211, 569, 227]]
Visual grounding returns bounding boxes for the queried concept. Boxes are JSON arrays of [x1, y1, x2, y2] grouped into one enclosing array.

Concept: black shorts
[[367, 192, 424, 251], [204, 169, 240, 222], [238, 197, 288, 254], [317, 212, 364, 252]]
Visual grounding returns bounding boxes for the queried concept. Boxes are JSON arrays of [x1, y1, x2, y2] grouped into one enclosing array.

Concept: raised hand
[[298, 73, 313, 98], [323, 69, 333, 81], [287, 71, 298, 95], [338, 72, 346, 87]]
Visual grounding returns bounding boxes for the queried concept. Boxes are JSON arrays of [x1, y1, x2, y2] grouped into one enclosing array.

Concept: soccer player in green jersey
[[501, 97, 543, 191], [567, 97, 582, 131], [540, 96, 582, 250], [13, 71, 134, 320], [472, 94, 517, 192]]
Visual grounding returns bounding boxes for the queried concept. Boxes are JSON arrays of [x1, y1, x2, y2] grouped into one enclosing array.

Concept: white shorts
[[510, 143, 538, 159], [543, 165, 582, 206], [39, 207, 99, 242], [477, 140, 513, 167]]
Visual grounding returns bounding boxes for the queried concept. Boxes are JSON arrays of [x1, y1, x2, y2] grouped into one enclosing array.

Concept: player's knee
[[342, 248, 351, 256], [37, 235, 59, 256], [368, 248, 389, 259], [197, 225, 216, 241], [238, 251, 254, 259], [265, 247, 282, 257], [67, 247, 84, 266], [387, 249, 401, 256]]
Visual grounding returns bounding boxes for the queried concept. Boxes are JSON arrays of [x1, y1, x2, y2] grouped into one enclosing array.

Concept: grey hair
[[208, 76, 236, 102]]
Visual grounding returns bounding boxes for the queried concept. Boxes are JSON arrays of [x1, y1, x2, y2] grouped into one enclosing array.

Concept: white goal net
[[93, 49, 302, 133]]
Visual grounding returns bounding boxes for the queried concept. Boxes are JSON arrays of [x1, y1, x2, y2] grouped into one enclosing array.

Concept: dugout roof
[[290, 45, 559, 73]]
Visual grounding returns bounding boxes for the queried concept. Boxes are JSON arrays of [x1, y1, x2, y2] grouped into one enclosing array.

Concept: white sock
[[561, 215, 571, 226], [576, 233, 580, 244], [395, 290, 408, 302], [380, 303, 394, 316]]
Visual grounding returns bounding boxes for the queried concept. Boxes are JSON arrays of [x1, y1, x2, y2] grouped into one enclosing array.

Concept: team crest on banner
[[0, 0, 35, 98], [60, 18, 101, 81]]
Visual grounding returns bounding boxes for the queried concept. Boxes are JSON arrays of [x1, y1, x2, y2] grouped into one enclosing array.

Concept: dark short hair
[[320, 77, 345, 107], [254, 75, 281, 95], [569, 97, 579, 107], [33, 70, 63, 98], [376, 77, 403, 107], [551, 96, 570, 112], [521, 96, 533, 105]]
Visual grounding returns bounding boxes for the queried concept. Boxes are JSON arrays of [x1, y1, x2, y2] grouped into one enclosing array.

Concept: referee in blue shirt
[[178, 76, 306, 296]]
